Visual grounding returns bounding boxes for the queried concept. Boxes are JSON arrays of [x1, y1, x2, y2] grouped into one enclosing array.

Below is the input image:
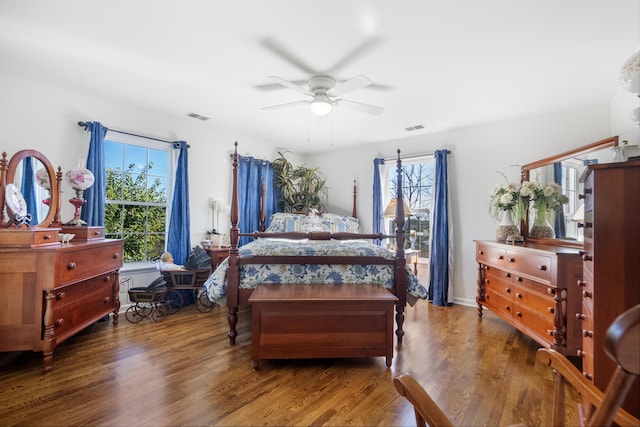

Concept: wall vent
[[404, 124, 424, 132], [187, 112, 210, 121]]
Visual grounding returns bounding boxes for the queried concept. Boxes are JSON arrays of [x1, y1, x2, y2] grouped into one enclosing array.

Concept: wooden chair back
[[392, 373, 454, 427], [536, 304, 640, 427]]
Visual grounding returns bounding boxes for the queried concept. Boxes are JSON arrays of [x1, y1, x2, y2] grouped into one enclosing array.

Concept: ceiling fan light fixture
[[309, 94, 333, 116]]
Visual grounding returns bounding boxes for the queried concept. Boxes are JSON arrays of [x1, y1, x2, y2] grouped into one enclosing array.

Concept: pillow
[[265, 212, 307, 232], [320, 213, 360, 233]]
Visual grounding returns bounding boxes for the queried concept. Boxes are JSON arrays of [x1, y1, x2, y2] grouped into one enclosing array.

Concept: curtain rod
[[77, 121, 189, 148], [385, 149, 451, 162]]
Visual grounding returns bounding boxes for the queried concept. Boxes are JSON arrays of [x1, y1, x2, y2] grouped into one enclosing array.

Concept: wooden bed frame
[[225, 142, 409, 345]]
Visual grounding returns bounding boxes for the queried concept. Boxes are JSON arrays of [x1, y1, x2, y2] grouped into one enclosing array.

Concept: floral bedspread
[[203, 238, 429, 306]]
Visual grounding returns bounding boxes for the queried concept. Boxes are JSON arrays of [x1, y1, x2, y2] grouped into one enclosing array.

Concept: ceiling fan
[[262, 74, 384, 116]]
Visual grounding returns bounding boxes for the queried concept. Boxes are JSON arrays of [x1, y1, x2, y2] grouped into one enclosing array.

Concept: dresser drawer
[[505, 249, 552, 282], [484, 267, 513, 298], [49, 275, 117, 341], [512, 302, 554, 346], [511, 280, 556, 323], [55, 242, 123, 286], [33, 229, 58, 245], [484, 286, 512, 319], [477, 243, 506, 269]]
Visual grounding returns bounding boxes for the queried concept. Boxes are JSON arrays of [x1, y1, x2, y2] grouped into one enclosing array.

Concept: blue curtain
[[81, 122, 107, 226], [428, 150, 452, 306], [167, 141, 191, 265], [372, 158, 385, 244], [21, 157, 39, 225], [553, 162, 566, 238], [238, 155, 277, 246]]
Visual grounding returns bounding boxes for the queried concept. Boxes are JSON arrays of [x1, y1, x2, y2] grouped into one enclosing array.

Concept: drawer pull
[[485, 279, 490, 284], [504, 272, 510, 278], [548, 307, 555, 314], [577, 222, 585, 229], [547, 288, 556, 295], [93, 231, 101, 236], [104, 275, 111, 282], [583, 290, 593, 299], [583, 222, 592, 229], [516, 276, 523, 282], [507, 257, 515, 262], [548, 329, 554, 336], [43, 234, 52, 240], [505, 287, 511, 293], [54, 318, 64, 328], [479, 250, 484, 255], [577, 350, 585, 358], [516, 311, 522, 318], [576, 313, 585, 320], [103, 297, 110, 304], [67, 262, 76, 270], [577, 280, 586, 287], [505, 305, 510, 311], [113, 252, 120, 259], [583, 372, 593, 381], [55, 292, 66, 301], [583, 330, 593, 338], [498, 255, 504, 260], [582, 254, 593, 262], [537, 264, 547, 271], [516, 292, 522, 299]]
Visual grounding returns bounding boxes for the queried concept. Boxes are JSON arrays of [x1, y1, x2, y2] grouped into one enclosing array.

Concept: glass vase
[[496, 210, 519, 243], [530, 212, 555, 238]]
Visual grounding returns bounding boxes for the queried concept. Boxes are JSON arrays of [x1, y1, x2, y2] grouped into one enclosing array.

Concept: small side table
[[398, 249, 419, 275], [205, 246, 230, 269]]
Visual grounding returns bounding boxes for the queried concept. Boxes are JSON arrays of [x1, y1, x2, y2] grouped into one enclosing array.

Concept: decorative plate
[[5, 183, 28, 218]]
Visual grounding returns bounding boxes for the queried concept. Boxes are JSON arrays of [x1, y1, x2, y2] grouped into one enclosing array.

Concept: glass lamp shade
[[65, 167, 95, 197], [619, 49, 640, 95], [383, 198, 414, 218], [35, 167, 50, 190], [309, 95, 333, 116]]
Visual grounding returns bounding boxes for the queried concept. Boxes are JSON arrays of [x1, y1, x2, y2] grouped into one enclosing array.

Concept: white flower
[[499, 193, 514, 204], [542, 185, 555, 197]]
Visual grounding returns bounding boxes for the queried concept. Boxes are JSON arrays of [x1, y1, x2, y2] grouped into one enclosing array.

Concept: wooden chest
[[248, 284, 398, 370]]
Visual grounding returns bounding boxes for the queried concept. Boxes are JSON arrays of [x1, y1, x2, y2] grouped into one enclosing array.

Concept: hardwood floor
[[0, 300, 577, 426]]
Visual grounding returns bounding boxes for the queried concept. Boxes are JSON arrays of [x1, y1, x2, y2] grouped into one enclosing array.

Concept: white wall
[[306, 104, 612, 305], [1, 69, 629, 308], [0, 71, 281, 305]]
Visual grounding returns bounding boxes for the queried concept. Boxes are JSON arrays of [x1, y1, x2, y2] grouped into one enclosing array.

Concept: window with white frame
[[383, 154, 435, 258], [104, 133, 172, 263]]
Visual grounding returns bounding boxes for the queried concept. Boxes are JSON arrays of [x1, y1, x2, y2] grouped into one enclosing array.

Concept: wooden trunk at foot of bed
[[226, 142, 407, 345]]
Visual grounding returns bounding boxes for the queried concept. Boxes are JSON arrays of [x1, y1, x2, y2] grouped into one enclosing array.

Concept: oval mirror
[[5, 149, 59, 228], [520, 136, 619, 247]]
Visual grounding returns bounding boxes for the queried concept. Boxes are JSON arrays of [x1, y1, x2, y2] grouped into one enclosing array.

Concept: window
[[104, 134, 172, 263], [383, 155, 435, 258]]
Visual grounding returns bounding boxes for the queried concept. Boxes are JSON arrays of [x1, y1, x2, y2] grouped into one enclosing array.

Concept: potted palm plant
[[272, 152, 328, 213]]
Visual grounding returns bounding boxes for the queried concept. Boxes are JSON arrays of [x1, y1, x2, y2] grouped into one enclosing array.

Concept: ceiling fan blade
[[260, 37, 318, 75], [335, 99, 384, 115], [330, 74, 372, 97], [255, 79, 307, 91], [262, 100, 309, 111], [325, 36, 383, 75], [267, 76, 312, 96]]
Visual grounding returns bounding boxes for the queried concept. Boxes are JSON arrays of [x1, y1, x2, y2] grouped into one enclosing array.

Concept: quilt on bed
[[203, 238, 429, 306]]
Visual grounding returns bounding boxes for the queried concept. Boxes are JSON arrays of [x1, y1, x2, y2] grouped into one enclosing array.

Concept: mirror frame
[[520, 136, 619, 248], [4, 149, 60, 228]]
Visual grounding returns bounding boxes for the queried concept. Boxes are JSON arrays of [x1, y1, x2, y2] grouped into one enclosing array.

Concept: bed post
[[394, 149, 407, 343], [259, 181, 266, 232], [352, 180, 357, 218], [227, 142, 240, 344]]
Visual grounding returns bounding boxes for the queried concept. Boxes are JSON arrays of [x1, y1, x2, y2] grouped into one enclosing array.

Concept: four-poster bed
[[203, 142, 428, 345]]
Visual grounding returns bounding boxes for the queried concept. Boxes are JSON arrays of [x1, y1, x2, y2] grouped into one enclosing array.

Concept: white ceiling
[[1, 1, 638, 154]]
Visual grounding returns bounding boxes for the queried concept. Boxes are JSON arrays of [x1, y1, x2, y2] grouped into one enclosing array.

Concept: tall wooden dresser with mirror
[[477, 137, 639, 417], [0, 149, 123, 372]]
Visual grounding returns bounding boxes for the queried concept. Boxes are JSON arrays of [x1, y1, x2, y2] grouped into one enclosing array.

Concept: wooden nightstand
[[205, 247, 230, 269]]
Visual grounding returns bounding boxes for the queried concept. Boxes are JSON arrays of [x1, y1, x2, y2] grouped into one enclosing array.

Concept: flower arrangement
[[489, 177, 528, 224], [209, 199, 230, 235], [35, 167, 50, 190], [521, 180, 569, 221]]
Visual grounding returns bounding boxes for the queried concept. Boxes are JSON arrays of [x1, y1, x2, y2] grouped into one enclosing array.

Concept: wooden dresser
[[577, 160, 639, 417], [0, 232, 123, 372], [205, 246, 230, 269], [475, 240, 582, 355]]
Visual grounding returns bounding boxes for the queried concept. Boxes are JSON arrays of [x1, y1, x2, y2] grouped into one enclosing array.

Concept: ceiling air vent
[[187, 112, 210, 121], [404, 124, 424, 132]]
